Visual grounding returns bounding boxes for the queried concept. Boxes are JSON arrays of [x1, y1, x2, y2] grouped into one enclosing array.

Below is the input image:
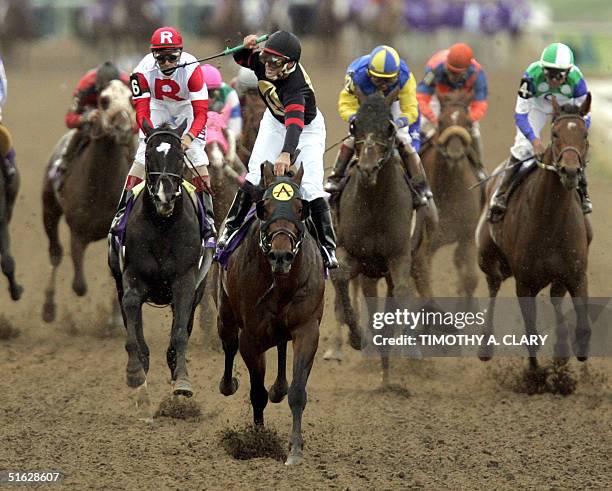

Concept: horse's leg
[[217, 286, 240, 396], [168, 279, 197, 397], [199, 264, 221, 351], [42, 180, 63, 321], [286, 321, 319, 465], [268, 340, 288, 403], [70, 233, 88, 296], [239, 335, 267, 426], [478, 273, 502, 360], [454, 240, 478, 298], [567, 276, 590, 362], [411, 241, 434, 298], [122, 281, 149, 388], [550, 282, 570, 362], [516, 282, 541, 369], [0, 217, 22, 301]]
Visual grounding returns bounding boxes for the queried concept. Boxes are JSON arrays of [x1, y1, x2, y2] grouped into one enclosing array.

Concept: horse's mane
[[355, 93, 391, 134], [559, 104, 581, 115]]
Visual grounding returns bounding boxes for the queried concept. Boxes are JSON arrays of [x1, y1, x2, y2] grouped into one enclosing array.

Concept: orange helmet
[[150, 26, 183, 51], [446, 43, 473, 73]]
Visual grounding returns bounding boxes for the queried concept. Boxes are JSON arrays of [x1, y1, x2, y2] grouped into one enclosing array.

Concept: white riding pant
[[246, 108, 328, 201], [509, 108, 549, 160]]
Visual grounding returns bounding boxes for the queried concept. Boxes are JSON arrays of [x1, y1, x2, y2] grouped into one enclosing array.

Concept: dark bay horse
[[412, 92, 483, 298], [0, 126, 22, 300], [327, 92, 422, 385], [110, 121, 213, 418], [42, 80, 135, 323], [477, 94, 593, 368], [217, 163, 324, 465]]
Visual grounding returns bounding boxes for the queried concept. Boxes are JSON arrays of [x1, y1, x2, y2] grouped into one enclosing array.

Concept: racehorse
[[412, 91, 483, 298], [42, 80, 135, 322], [0, 124, 22, 300], [109, 120, 213, 414], [217, 163, 324, 465], [326, 91, 423, 385], [477, 94, 593, 367]]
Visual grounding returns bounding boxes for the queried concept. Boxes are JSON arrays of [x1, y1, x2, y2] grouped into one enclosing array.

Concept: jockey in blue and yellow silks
[[324, 45, 432, 208]]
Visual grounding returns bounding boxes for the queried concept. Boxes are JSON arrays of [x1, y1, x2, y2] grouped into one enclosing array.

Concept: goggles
[[544, 68, 568, 81], [154, 51, 181, 64], [261, 51, 289, 69]]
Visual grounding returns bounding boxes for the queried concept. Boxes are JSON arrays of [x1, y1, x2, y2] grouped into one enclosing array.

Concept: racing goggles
[[154, 51, 181, 64], [544, 68, 568, 81], [261, 51, 289, 69]]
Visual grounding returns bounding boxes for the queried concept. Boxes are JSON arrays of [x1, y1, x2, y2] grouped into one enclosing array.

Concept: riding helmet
[[540, 42, 574, 70], [446, 43, 473, 73], [367, 45, 401, 78], [95, 61, 120, 91], [150, 26, 183, 51], [263, 31, 301, 62]]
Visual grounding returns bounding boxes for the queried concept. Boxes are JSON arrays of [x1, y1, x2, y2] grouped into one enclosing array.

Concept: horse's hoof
[[268, 382, 288, 403], [478, 356, 492, 362], [478, 347, 494, 361], [323, 348, 343, 362], [42, 302, 56, 323], [219, 376, 239, 396], [172, 378, 194, 398], [127, 369, 146, 388], [72, 281, 87, 297], [285, 451, 303, 466], [9, 284, 23, 301], [577, 355, 588, 362], [349, 332, 363, 351]]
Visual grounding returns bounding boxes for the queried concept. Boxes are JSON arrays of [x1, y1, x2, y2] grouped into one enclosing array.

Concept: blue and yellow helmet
[[367, 45, 401, 78]]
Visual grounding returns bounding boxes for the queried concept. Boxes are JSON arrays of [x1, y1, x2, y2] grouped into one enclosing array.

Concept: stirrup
[[321, 248, 339, 269], [324, 175, 344, 193]]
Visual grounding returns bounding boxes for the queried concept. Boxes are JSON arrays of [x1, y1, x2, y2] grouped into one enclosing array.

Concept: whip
[[176, 34, 270, 69]]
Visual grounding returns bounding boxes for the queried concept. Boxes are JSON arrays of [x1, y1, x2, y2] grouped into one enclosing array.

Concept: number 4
[[518, 81, 531, 98]]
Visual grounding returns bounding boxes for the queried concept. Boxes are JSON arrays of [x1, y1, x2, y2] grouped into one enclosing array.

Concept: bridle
[[144, 131, 185, 196], [354, 125, 397, 173], [538, 113, 588, 174], [256, 181, 307, 258]]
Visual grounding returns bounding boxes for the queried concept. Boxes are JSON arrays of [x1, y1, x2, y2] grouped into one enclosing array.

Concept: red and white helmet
[[150, 26, 183, 51], [201, 64, 223, 90]]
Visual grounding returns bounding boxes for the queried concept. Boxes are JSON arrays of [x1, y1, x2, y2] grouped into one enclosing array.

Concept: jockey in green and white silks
[[489, 43, 592, 221]]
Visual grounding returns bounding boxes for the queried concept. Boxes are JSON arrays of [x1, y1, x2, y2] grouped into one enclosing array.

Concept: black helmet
[[96, 61, 120, 92], [263, 31, 301, 62]]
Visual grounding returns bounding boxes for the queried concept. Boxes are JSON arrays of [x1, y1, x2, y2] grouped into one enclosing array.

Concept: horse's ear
[[292, 164, 304, 186], [385, 86, 400, 106], [262, 161, 275, 187], [551, 95, 561, 117], [580, 92, 592, 117], [142, 119, 153, 137]]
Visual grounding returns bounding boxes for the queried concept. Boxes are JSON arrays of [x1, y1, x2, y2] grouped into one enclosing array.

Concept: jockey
[[59, 61, 130, 166], [324, 45, 432, 209], [201, 64, 242, 150], [489, 42, 592, 221], [114, 26, 214, 237], [217, 30, 339, 269], [0, 56, 17, 185], [416, 43, 488, 181]]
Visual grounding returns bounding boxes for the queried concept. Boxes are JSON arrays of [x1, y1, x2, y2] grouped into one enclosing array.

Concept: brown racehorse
[[217, 163, 324, 465], [412, 92, 482, 298], [42, 80, 135, 323], [477, 94, 593, 368], [326, 91, 424, 385]]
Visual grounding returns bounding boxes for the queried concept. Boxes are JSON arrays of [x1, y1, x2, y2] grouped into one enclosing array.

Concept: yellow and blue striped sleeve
[[338, 74, 359, 123], [396, 72, 419, 127]]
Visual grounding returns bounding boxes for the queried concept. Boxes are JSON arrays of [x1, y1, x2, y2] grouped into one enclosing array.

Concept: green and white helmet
[[540, 43, 574, 70]]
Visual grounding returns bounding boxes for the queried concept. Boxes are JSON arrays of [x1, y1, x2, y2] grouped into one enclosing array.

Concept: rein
[[354, 130, 396, 172], [539, 114, 588, 174]]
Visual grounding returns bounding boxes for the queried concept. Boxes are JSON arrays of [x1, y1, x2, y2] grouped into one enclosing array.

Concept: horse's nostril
[[267, 251, 276, 261], [284, 252, 295, 263]]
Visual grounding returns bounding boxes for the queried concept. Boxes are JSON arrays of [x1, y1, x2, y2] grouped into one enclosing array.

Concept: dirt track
[[0, 39, 610, 489]]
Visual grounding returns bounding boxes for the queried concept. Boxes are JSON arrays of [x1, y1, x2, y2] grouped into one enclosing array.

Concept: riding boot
[[488, 156, 521, 222], [469, 135, 488, 182], [217, 187, 253, 249], [398, 143, 432, 209], [198, 190, 217, 240], [323, 139, 355, 193], [578, 171, 593, 214], [310, 197, 339, 269]]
